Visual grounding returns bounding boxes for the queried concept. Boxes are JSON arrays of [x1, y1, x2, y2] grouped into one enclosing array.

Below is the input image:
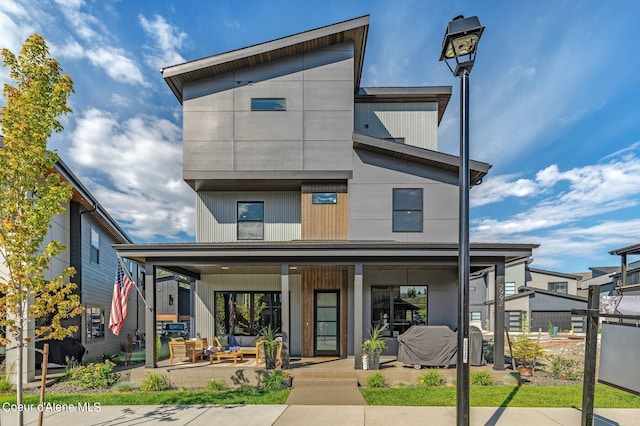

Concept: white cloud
[[67, 109, 194, 241], [471, 175, 538, 207], [54, 0, 105, 43], [139, 14, 186, 69], [85, 47, 147, 86], [0, 1, 37, 86]]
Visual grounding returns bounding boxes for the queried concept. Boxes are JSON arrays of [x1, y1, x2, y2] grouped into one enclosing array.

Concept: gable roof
[[528, 267, 582, 281], [162, 15, 370, 104], [486, 285, 587, 304], [353, 132, 491, 186]]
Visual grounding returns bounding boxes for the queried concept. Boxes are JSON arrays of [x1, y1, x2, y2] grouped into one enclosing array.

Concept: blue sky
[[2, 0, 640, 273]]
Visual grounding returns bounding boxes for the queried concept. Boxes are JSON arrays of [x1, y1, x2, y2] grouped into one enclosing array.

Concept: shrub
[[207, 378, 229, 391], [140, 372, 171, 391], [471, 371, 495, 386], [112, 380, 140, 392], [417, 370, 444, 387], [68, 360, 120, 389], [366, 372, 388, 388], [511, 338, 544, 371], [261, 369, 289, 391], [99, 353, 117, 363], [0, 373, 12, 393], [549, 356, 583, 381]]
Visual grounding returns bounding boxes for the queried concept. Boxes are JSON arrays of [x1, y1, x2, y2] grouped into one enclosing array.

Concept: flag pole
[[117, 254, 153, 312]]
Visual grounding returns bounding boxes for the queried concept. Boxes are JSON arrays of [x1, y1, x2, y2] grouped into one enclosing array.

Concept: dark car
[[162, 323, 189, 339]]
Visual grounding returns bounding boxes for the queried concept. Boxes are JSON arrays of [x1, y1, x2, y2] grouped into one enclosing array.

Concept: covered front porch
[[114, 241, 536, 372]]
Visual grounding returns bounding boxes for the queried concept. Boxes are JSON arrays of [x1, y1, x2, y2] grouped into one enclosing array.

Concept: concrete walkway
[[285, 378, 366, 405], [1, 405, 638, 425]]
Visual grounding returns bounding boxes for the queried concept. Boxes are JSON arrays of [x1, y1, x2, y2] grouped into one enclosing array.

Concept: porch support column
[[493, 262, 506, 370], [281, 264, 290, 369], [354, 264, 363, 369], [145, 261, 157, 368], [620, 253, 627, 291]]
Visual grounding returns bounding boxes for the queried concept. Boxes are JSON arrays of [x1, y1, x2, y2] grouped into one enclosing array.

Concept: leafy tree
[[0, 34, 81, 424]]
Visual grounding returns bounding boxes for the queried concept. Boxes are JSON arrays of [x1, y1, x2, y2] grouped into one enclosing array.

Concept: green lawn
[[0, 388, 290, 405], [361, 385, 640, 408], [2, 384, 638, 408]]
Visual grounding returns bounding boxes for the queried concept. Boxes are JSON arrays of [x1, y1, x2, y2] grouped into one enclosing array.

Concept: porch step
[[286, 377, 364, 405], [292, 377, 358, 388]]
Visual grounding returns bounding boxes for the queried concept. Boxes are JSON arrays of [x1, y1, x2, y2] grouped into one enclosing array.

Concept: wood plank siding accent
[[301, 266, 348, 357], [301, 183, 348, 240]]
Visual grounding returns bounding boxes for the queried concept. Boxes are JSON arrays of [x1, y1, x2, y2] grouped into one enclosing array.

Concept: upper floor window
[[505, 282, 516, 295], [237, 202, 264, 240], [90, 226, 100, 264], [392, 188, 423, 232], [251, 98, 286, 111], [312, 192, 337, 204], [548, 281, 568, 293]]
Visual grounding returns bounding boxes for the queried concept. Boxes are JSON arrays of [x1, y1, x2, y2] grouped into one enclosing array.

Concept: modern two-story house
[[116, 15, 537, 369]]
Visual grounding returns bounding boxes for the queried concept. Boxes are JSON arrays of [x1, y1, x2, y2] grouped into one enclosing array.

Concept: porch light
[[439, 14, 484, 426]]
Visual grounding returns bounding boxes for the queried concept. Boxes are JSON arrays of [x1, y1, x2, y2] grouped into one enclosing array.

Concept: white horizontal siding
[[196, 191, 301, 242], [355, 103, 439, 150], [194, 273, 302, 355]]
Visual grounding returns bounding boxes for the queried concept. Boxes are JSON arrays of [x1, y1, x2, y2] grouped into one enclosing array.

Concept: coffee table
[[210, 351, 244, 365]]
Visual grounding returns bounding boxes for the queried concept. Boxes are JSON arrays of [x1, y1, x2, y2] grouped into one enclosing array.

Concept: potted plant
[[258, 325, 280, 370], [361, 324, 388, 370], [511, 337, 544, 376]]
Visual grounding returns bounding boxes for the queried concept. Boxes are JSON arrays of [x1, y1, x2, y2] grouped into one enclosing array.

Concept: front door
[[314, 290, 339, 356]]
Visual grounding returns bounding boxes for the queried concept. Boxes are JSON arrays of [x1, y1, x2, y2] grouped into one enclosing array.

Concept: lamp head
[[439, 15, 485, 76]]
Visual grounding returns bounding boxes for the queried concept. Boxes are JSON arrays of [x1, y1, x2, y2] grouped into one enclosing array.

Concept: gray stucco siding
[[348, 150, 459, 242], [182, 43, 354, 179]]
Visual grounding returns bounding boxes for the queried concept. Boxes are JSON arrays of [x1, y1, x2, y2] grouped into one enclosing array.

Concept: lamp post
[[439, 15, 484, 426]]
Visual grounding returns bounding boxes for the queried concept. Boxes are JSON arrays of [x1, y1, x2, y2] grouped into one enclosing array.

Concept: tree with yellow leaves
[[0, 34, 82, 425]]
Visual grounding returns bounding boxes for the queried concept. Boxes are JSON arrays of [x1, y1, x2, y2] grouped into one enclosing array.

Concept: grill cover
[[397, 325, 485, 367]]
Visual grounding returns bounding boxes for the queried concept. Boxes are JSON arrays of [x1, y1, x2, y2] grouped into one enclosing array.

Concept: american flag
[[108, 262, 134, 336]]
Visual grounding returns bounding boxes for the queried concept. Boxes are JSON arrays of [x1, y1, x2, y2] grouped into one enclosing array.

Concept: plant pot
[[518, 367, 532, 377], [369, 354, 380, 370], [265, 355, 276, 370]]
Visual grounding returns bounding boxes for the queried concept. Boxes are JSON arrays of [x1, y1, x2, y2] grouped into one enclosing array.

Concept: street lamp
[[439, 15, 484, 426]]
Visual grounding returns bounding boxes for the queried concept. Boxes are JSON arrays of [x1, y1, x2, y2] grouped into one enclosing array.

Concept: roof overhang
[[355, 87, 452, 124], [610, 243, 640, 256], [353, 132, 491, 186], [162, 15, 370, 103], [115, 241, 538, 279]]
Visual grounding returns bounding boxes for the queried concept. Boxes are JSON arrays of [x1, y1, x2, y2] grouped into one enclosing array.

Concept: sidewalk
[[1, 405, 638, 425]]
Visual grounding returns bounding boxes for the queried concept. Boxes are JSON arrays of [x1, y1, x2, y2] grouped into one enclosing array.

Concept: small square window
[[312, 192, 337, 204], [251, 98, 286, 111]]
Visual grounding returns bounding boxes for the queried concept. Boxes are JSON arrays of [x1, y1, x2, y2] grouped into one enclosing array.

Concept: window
[[168, 294, 174, 306], [505, 282, 516, 296], [90, 226, 100, 264], [470, 311, 482, 321], [392, 189, 423, 232], [251, 98, 286, 111], [548, 281, 568, 293], [237, 202, 264, 240], [215, 292, 281, 336], [312, 192, 337, 204], [372, 286, 427, 337], [86, 306, 105, 340]]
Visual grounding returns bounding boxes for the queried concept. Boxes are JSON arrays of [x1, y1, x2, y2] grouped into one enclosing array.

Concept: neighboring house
[[115, 15, 537, 369], [488, 287, 587, 333], [609, 243, 640, 295], [526, 267, 581, 295], [1, 136, 140, 380], [580, 266, 619, 297], [155, 273, 192, 330]]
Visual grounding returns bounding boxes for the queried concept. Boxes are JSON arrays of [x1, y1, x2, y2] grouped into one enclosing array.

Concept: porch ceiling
[[114, 241, 538, 279]]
